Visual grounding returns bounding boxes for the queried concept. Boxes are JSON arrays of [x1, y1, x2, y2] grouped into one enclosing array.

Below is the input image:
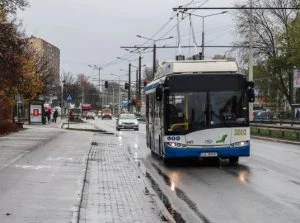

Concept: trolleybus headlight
[[231, 140, 249, 147], [165, 142, 187, 148]]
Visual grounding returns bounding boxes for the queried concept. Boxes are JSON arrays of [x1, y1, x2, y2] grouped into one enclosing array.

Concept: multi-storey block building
[[29, 36, 60, 102]]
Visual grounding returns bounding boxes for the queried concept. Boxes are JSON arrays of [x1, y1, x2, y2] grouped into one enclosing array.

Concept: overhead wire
[[112, 0, 203, 58], [99, 0, 214, 69]]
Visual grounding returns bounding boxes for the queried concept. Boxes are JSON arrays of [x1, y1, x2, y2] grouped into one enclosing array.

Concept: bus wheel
[[229, 157, 239, 164], [162, 157, 171, 166], [151, 150, 156, 157]]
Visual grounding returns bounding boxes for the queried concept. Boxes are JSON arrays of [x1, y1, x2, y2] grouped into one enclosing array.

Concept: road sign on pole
[[67, 94, 72, 101]]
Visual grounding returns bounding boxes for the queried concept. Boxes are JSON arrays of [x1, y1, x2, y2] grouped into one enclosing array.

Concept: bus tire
[[158, 136, 161, 156], [162, 157, 171, 166], [151, 150, 156, 157], [229, 157, 239, 164]]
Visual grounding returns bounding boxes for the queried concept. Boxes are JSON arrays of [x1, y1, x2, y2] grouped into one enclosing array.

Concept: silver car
[[116, 113, 139, 131]]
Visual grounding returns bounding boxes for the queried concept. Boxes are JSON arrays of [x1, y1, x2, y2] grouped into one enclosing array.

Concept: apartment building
[[29, 36, 60, 101]]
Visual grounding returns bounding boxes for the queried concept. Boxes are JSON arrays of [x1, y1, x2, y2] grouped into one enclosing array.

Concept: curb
[[71, 140, 94, 223], [126, 146, 176, 223]]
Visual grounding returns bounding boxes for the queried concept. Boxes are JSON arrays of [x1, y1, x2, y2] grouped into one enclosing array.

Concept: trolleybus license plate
[[200, 152, 218, 157]]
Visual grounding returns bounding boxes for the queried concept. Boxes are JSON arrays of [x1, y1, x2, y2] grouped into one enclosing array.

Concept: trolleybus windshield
[[164, 74, 248, 134]]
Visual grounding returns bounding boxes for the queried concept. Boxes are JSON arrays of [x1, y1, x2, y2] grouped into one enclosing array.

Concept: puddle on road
[[220, 164, 251, 183], [152, 163, 211, 223]]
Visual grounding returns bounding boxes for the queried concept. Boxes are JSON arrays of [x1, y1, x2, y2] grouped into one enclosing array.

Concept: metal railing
[[251, 119, 300, 126], [250, 121, 300, 141]]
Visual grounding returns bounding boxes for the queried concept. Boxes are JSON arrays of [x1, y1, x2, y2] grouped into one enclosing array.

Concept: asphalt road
[[0, 126, 94, 223], [92, 117, 300, 223]]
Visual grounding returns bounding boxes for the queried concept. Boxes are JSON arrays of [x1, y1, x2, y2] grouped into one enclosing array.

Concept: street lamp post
[[187, 11, 228, 59], [88, 65, 102, 108], [136, 35, 174, 79]]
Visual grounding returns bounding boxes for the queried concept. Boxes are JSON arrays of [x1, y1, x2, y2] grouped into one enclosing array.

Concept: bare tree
[[0, 0, 28, 14], [233, 0, 300, 106]]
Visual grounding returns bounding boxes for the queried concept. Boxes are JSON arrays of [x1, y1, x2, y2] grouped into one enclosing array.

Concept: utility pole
[[201, 17, 205, 59], [112, 85, 115, 115], [118, 76, 121, 115], [136, 69, 138, 102], [88, 65, 102, 109], [153, 42, 156, 79], [128, 63, 131, 112], [138, 54, 142, 112], [136, 35, 173, 79], [249, 0, 254, 121], [98, 67, 101, 108]]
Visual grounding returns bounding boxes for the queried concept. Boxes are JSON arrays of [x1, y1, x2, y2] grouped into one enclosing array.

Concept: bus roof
[[156, 60, 238, 79]]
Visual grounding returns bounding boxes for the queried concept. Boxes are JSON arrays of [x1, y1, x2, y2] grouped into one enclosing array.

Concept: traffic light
[[105, 81, 108, 88], [143, 80, 147, 86], [125, 83, 129, 89]]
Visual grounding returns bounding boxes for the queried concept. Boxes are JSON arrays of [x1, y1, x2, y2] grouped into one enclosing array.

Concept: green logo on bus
[[216, 134, 228, 144]]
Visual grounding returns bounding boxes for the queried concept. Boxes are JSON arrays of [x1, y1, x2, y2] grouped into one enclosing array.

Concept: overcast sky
[[20, 0, 240, 83]]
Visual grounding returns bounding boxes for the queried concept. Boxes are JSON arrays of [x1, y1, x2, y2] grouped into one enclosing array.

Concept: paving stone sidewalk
[[79, 134, 167, 223]]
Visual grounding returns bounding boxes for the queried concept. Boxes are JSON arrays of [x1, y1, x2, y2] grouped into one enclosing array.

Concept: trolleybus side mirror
[[164, 87, 170, 93], [247, 81, 255, 102], [156, 85, 163, 101]]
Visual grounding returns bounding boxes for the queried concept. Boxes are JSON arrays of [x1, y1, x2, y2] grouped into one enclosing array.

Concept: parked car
[[253, 110, 273, 120], [86, 111, 95, 120], [116, 113, 139, 131]]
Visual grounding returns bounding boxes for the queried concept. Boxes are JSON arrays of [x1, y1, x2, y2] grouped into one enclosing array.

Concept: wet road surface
[[92, 117, 300, 223], [0, 126, 94, 223]]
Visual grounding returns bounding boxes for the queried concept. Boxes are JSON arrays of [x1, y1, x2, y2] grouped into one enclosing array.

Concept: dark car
[[116, 113, 139, 131]]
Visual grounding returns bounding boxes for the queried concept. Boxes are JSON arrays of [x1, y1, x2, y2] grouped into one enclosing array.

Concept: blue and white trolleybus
[[145, 60, 255, 164]]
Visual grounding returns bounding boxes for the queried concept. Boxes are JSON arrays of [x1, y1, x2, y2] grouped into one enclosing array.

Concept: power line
[[121, 45, 300, 49], [173, 7, 300, 11]]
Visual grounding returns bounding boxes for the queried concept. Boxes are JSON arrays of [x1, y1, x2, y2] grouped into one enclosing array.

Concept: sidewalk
[[1, 119, 171, 222], [78, 133, 169, 223]]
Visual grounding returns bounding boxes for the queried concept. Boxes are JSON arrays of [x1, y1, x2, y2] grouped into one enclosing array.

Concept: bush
[[0, 120, 16, 135]]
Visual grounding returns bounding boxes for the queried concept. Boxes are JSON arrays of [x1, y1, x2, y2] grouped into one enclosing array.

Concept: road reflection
[[220, 164, 251, 183], [148, 153, 251, 184]]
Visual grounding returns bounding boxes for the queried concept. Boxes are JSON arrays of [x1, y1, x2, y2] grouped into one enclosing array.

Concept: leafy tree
[[0, 12, 43, 105], [0, 4, 45, 133]]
